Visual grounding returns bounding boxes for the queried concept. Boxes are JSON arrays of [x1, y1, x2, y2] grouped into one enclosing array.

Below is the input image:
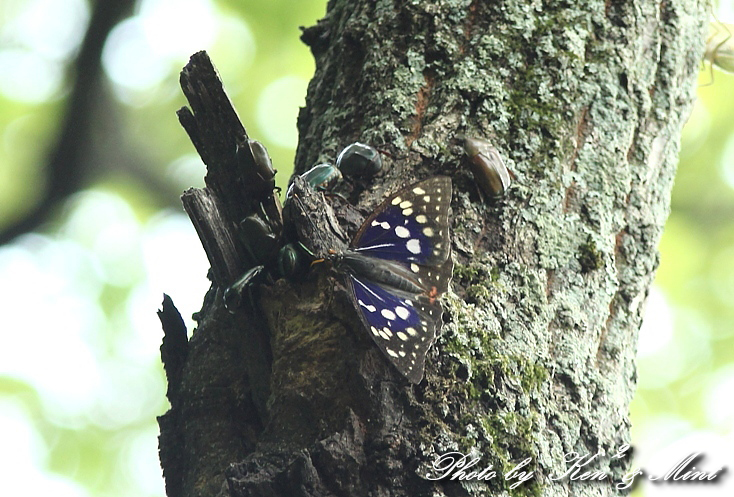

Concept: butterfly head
[[308, 249, 350, 279]]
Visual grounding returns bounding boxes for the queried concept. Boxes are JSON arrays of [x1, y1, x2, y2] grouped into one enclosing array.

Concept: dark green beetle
[[277, 243, 311, 280], [240, 214, 279, 267], [285, 163, 343, 203], [301, 163, 343, 191], [336, 142, 382, 177], [223, 265, 266, 313]]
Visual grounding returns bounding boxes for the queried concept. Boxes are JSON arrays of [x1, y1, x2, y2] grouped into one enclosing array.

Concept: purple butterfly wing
[[347, 274, 442, 383], [351, 176, 451, 266], [343, 177, 453, 383]]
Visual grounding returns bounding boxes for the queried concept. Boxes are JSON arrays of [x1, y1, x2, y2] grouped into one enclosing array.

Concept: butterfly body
[[334, 251, 427, 296]]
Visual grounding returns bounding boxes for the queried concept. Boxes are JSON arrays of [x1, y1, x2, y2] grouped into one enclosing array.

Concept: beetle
[[301, 163, 343, 191], [277, 243, 312, 280], [236, 139, 276, 200], [223, 265, 267, 313], [464, 136, 511, 198], [234, 138, 284, 235], [239, 214, 279, 267], [336, 142, 382, 177]]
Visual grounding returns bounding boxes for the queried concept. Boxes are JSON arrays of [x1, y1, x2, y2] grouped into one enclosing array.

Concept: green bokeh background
[[0, 1, 732, 496]]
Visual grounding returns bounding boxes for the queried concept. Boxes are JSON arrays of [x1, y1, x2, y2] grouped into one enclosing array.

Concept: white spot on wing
[[406, 239, 421, 254], [387, 348, 399, 358], [413, 187, 426, 194], [395, 226, 410, 238], [399, 200, 412, 209], [381, 309, 396, 320], [402, 208, 413, 216], [395, 306, 410, 320], [392, 196, 402, 205], [423, 227, 434, 237], [397, 331, 408, 341], [410, 263, 419, 273], [359, 300, 377, 313]]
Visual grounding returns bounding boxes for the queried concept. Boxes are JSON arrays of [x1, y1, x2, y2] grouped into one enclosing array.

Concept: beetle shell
[[240, 214, 278, 266], [464, 137, 511, 198], [336, 142, 382, 177], [301, 163, 343, 191], [224, 265, 265, 313], [236, 139, 276, 200], [277, 243, 310, 280]]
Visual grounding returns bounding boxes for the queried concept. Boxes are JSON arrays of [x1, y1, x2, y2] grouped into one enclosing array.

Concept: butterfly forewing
[[347, 274, 441, 383], [352, 177, 452, 267]]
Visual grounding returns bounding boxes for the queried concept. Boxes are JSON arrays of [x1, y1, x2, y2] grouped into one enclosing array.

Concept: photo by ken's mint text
[[425, 445, 725, 489]]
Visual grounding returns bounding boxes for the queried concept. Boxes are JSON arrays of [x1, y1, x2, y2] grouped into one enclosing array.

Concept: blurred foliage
[[0, 1, 733, 497], [0, 1, 322, 496]]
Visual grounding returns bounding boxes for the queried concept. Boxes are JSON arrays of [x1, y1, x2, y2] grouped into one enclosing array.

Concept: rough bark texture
[[158, 1, 707, 497]]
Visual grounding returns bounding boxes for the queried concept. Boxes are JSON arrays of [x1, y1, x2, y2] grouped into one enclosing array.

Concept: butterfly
[[328, 176, 454, 383]]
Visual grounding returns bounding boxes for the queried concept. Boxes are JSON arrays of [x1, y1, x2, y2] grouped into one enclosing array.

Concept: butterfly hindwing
[[347, 274, 442, 383], [352, 177, 452, 267]]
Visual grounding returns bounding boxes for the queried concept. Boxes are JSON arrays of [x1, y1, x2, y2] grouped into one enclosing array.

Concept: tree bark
[[158, 1, 707, 496]]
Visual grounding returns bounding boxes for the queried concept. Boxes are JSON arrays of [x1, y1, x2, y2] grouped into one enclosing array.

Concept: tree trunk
[[158, 1, 707, 496]]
